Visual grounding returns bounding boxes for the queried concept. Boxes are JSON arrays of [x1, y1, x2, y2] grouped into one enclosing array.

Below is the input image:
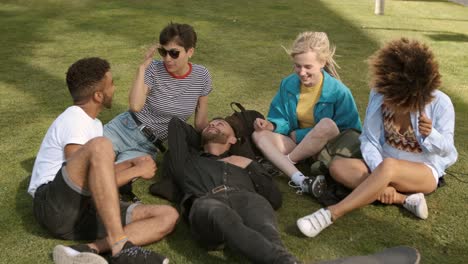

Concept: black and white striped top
[[134, 60, 212, 141]]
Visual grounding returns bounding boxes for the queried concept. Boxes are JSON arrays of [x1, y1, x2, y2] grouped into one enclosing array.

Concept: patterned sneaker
[[403, 193, 428, 219], [302, 175, 327, 198], [111, 241, 169, 264], [53, 244, 107, 264], [288, 175, 327, 197], [297, 208, 333, 237]]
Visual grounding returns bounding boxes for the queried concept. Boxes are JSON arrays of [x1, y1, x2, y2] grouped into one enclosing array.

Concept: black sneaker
[[302, 175, 327, 198], [53, 244, 106, 264], [120, 191, 141, 203], [119, 183, 141, 203], [111, 241, 169, 264], [70, 244, 98, 254]]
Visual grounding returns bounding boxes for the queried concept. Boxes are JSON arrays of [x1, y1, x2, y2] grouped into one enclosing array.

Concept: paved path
[[448, 0, 468, 6]]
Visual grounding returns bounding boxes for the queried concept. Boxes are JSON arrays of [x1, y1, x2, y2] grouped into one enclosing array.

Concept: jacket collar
[[285, 70, 336, 103]]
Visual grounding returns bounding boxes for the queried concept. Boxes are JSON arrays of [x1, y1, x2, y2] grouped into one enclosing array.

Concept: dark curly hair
[[66, 57, 110, 103], [159, 22, 197, 51], [369, 38, 441, 112]]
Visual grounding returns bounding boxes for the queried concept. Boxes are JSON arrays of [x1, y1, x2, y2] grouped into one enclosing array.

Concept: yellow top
[[296, 75, 323, 128]]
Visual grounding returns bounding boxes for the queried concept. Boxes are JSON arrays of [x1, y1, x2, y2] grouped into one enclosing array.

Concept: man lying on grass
[[164, 116, 299, 264]]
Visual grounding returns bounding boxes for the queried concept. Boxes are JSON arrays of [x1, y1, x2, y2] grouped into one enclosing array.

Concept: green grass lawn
[[1, 0, 467, 263]]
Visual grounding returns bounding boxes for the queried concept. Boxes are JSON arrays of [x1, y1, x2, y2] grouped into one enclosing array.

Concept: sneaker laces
[[288, 180, 303, 195], [405, 198, 418, 210], [297, 208, 333, 237], [403, 193, 428, 219], [404, 194, 422, 212]]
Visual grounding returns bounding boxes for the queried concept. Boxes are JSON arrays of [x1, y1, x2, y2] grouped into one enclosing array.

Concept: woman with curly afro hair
[[296, 38, 458, 238]]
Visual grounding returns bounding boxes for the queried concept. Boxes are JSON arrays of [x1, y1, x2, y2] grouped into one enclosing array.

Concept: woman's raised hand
[[254, 118, 274, 132], [418, 112, 432, 137], [141, 45, 158, 69]]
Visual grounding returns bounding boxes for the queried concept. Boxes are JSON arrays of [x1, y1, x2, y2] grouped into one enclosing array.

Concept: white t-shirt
[[28, 106, 103, 197]]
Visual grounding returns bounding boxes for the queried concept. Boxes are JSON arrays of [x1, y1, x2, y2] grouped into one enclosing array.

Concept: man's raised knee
[[159, 205, 179, 234], [86, 137, 115, 163], [87, 137, 114, 153]]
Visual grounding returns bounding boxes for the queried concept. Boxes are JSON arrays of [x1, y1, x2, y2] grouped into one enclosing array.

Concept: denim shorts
[[33, 164, 139, 240], [104, 111, 158, 162]]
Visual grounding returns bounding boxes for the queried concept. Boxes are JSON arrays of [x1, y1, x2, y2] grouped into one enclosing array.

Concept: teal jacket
[[267, 71, 362, 143]]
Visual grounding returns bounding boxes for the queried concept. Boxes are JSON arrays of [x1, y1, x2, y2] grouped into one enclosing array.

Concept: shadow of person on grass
[[16, 156, 50, 238]]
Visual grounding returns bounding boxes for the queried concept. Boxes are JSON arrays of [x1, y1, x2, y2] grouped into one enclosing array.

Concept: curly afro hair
[[369, 38, 441, 112]]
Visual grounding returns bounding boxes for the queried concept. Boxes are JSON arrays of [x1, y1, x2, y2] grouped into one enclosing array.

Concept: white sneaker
[[53, 245, 107, 264], [403, 193, 428, 219], [297, 208, 333, 237]]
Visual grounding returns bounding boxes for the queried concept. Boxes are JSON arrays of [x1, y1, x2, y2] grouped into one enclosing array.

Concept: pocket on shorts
[[119, 112, 139, 130]]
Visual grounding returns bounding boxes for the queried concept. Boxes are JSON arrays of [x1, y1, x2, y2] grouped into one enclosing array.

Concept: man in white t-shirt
[[29, 57, 178, 264]]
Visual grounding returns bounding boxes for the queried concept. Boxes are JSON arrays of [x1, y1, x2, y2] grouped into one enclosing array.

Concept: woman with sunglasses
[[104, 23, 212, 196], [296, 38, 458, 238], [252, 32, 361, 198]]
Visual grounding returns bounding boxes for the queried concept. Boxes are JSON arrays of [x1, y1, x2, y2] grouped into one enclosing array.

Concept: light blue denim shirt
[[360, 89, 458, 176]]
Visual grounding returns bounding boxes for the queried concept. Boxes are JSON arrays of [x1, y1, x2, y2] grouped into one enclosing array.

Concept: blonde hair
[[284, 32, 340, 80]]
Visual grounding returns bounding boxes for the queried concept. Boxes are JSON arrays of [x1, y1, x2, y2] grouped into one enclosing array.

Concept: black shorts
[[33, 164, 138, 240]]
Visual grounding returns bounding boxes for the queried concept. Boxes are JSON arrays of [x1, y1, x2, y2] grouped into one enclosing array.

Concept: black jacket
[[151, 118, 282, 218]]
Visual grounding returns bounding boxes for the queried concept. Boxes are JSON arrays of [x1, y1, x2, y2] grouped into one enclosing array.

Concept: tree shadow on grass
[[362, 26, 466, 35], [0, 5, 129, 147], [427, 32, 468, 42]]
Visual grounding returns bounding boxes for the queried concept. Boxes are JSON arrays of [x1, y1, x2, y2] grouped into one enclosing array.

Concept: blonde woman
[[253, 32, 361, 198], [297, 38, 457, 238]]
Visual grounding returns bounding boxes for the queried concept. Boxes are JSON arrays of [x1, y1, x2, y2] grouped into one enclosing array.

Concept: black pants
[[33, 165, 134, 240], [189, 190, 297, 264]]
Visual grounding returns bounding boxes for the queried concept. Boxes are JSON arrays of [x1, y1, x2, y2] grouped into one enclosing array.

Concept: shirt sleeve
[[334, 86, 362, 132], [267, 80, 292, 136], [360, 90, 384, 172], [144, 61, 157, 89], [420, 94, 456, 157], [200, 67, 212, 96], [167, 117, 201, 184], [61, 118, 102, 147]]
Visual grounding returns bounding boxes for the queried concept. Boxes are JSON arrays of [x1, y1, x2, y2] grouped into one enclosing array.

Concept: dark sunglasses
[[157, 47, 180, 59]]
